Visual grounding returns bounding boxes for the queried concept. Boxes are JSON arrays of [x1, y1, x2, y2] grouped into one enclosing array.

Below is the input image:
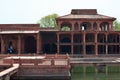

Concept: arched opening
[[80, 22, 91, 31], [74, 22, 79, 30], [93, 22, 97, 30], [61, 22, 72, 31], [24, 36, 36, 53], [100, 22, 109, 31]]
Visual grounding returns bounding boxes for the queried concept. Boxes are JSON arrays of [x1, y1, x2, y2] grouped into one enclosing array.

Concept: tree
[[38, 14, 58, 28], [113, 20, 120, 31]]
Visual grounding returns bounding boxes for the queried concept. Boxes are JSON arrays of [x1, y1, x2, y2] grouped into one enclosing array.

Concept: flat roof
[[0, 31, 39, 34]]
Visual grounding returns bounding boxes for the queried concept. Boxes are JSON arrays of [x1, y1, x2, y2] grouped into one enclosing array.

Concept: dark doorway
[[24, 36, 36, 53], [43, 43, 57, 54], [43, 44, 50, 54], [7, 41, 15, 54]]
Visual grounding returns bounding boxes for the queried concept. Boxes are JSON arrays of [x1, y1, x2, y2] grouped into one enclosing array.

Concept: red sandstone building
[[0, 9, 120, 56]]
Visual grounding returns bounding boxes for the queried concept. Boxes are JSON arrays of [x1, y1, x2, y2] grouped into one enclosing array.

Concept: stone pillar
[[39, 33, 42, 54], [106, 33, 108, 55], [83, 32, 86, 55], [79, 21, 82, 31], [97, 21, 101, 31], [57, 33, 60, 54], [51, 59, 55, 66], [71, 21, 74, 31], [1, 35, 5, 54], [91, 21, 94, 30], [71, 33, 74, 55], [95, 33, 98, 55], [18, 35, 21, 54], [109, 21, 113, 31], [36, 33, 40, 54]]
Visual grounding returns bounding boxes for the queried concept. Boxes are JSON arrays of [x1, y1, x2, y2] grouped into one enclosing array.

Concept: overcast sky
[[0, 0, 120, 24]]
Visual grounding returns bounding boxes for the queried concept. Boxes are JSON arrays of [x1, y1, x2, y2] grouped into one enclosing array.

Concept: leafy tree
[[38, 14, 58, 28], [61, 26, 71, 31], [113, 20, 120, 31]]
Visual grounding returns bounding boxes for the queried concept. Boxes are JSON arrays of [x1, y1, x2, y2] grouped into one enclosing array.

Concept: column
[[57, 33, 60, 54], [106, 33, 108, 55], [71, 21, 74, 31], [78, 22, 81, 30], [97, 21, 100, 31], [83, 32, 86, 55], [109, 22, 113, 31], [71, 33, 74, 55], [39, 33, 42, 54], [36, 33, 40, 54], [1, 35, 5, 54], [18, 35, 21, 54], [95, 33, 98, 55], [91, 21, 94, 30]]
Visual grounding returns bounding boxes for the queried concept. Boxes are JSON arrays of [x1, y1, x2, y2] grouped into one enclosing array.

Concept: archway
[[61, 22, 72, 31], [24, 36, 36, 53], [81, 22, 91, 31], [74, 22, 79, 30], [100, 22, 109, 31], [93, 22, 97, 30]]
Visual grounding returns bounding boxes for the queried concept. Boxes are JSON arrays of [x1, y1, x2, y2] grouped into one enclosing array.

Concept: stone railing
[[3, 54, 70, 67]]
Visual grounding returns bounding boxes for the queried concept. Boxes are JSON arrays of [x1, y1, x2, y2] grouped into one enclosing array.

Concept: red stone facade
[[0, 9, 120, 56]]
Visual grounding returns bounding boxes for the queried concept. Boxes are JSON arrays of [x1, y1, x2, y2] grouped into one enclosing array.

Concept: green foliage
[[113, 20, 120, 31], [38, 14, 58, 28], [61, 26, 71, 31]]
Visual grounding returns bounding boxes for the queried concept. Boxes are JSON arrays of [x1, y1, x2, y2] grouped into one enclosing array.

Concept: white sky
[[0, 0, 120, 24]]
